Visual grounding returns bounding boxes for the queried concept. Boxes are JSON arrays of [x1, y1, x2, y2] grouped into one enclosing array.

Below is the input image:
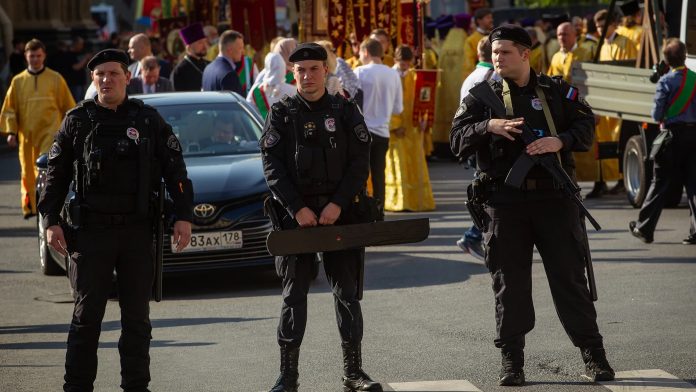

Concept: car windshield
[[155, 103, 262, 157]]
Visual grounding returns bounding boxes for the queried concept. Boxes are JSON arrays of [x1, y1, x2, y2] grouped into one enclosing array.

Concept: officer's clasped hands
[[295, 207, 318, 227], [319, 202, 341, 226], [486, 117, 524, 140]]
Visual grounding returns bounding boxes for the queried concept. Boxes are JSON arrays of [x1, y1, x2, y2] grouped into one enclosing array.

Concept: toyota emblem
[[193, 203, 216, 218]]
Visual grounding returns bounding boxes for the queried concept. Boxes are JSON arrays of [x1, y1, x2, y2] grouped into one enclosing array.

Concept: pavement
[[0, 149, 694, 392]]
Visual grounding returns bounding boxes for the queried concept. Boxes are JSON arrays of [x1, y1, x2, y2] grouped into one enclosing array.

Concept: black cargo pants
[[636, 127, 696, 236], [276, 247, 364, 348], [64, 223, 154, 392], [483, 195, 604, 351]]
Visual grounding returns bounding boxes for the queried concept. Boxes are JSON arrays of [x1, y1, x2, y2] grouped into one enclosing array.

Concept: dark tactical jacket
[[38, 97, 193, 229], [260, 91, 370, 218]]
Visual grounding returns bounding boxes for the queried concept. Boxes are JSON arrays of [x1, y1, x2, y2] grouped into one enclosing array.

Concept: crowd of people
[[1, 2, 695, 391]]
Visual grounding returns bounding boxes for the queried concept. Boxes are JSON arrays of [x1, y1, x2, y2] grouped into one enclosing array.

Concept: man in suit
[[201, 30, 243, 95], [127, 55, 173, 95], [126, 34, 171, 80]]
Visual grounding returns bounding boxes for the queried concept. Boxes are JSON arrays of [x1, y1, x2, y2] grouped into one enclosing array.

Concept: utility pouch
[[649, 129, 673, 162], [66, 199, 83, 229]]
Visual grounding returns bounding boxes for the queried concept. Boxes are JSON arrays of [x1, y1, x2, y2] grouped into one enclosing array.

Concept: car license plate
[[173, 230, 243, 253]]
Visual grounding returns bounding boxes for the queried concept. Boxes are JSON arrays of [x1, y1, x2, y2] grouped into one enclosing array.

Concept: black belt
[[667, 123, 696, 132], [488, 178, 563, 192], [84, 212, 149, 226]]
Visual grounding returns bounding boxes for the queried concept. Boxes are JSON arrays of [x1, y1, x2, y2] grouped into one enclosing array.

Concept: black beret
[[620, 0, 640, 16], [489, 24, 533, 48], [87, 49, 130, 71], [289, 43, 327, 63]]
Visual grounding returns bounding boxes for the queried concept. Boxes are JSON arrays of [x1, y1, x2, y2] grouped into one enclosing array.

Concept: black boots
[[342, 343, 383, 392], [269, 345, 299, 392], [499, 349, 525, 386], [581, 347, 615, 381]]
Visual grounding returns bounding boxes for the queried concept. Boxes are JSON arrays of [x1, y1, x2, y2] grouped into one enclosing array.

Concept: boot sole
[[343, 385, 383, 392]]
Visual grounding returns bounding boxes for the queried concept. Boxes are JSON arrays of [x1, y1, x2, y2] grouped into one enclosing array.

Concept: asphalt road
[[0, 150, 694, 392]]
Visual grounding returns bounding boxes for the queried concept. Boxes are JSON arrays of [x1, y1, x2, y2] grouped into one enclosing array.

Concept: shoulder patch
[[455, 102, 468, 118], [353, 123, 370, 143], [261, 130, 281, 149], [166, 134, 181, 151], [48, 142, 61, 160]]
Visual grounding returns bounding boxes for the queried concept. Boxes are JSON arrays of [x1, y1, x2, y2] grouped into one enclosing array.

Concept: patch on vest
[[353, 123, 369, 143], [261, 130, 281, 149], [126, 127, 139, 141], [325, 117, 336, 132], [167, 135, 181, 151], [531, 98, 543, 111], [48, 142, 61, 160], [455, 103, 467, 118]]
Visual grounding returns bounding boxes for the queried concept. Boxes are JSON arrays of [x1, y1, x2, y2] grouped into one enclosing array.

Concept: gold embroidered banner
[[328, 0, 400, 54]]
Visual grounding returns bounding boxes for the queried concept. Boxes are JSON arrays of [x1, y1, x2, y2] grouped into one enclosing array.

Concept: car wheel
[[37, 214, 65, 276], [623, 135, 647, 208]]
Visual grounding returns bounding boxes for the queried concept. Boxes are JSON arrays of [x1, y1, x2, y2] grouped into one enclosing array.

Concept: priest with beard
[[170, 23, 210, 91]]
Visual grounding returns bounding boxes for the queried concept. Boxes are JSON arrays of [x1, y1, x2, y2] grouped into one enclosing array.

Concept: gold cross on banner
[[354, 0, 368, 27]]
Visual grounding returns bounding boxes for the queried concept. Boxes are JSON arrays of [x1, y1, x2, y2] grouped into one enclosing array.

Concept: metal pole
[[593, 0, 618, 63]]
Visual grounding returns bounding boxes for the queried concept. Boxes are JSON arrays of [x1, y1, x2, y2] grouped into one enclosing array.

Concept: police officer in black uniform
[[37, 49, 194, 392], [450, 26, 615, 386], [260, 43, 381, 392]]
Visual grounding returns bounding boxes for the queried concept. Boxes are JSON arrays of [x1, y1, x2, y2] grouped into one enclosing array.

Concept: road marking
[[599, 369, 696, 391], [385, 380, 482, 392]]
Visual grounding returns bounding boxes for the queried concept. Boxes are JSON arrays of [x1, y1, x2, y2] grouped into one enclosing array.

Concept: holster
[[466, 180, 488, 232], [66, 199, 83, 229], [343, 190, 380, 224], [649, 129, 673, 163]]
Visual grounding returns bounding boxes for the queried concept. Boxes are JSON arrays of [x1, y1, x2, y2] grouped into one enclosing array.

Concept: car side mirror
[[36, 153, 48, 170]]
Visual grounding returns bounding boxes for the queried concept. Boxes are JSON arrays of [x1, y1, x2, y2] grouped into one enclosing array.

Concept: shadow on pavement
[[0, 317, 270, 336], [595, 256, 695, 263], [0, 226, 37, 238], [0, 340, 215, 350]]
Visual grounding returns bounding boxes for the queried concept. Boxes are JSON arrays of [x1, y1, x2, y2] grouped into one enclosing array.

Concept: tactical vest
[[79, 100, 154, 216], [485, 76, 576, 181], [280, 95, 349, 196]]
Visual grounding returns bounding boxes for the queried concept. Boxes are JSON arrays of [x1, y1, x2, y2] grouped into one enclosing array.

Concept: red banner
[[328, 0, 399, 52], [399, 1, 415, 47], [228, 0, 277, 51], [412, 69, 439, 129]]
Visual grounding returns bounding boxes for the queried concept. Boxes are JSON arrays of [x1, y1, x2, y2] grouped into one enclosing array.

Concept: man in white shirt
[[354, 39, 403, 211], [457, 35, 500, 261], [460, 35, 501, 102]]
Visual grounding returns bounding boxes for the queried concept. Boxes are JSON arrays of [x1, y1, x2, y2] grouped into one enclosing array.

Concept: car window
[[155, 103, 262, 156]]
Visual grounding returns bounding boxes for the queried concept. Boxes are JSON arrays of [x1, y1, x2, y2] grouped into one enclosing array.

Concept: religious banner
[[228, 0, 277, 51], [412, 69, 439, 129], [327, 0, 400, 51], [159, 16, 188, 57], [399, 0, 415, 47]]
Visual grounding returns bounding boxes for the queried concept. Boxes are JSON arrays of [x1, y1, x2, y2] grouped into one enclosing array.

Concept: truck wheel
[[665, 182, 684, 208], [623, 135, 648, 208], [37, 214, 66, 276]]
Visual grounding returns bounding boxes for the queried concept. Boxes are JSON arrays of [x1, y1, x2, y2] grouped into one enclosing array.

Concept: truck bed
[[571, 61, 658, 124]]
